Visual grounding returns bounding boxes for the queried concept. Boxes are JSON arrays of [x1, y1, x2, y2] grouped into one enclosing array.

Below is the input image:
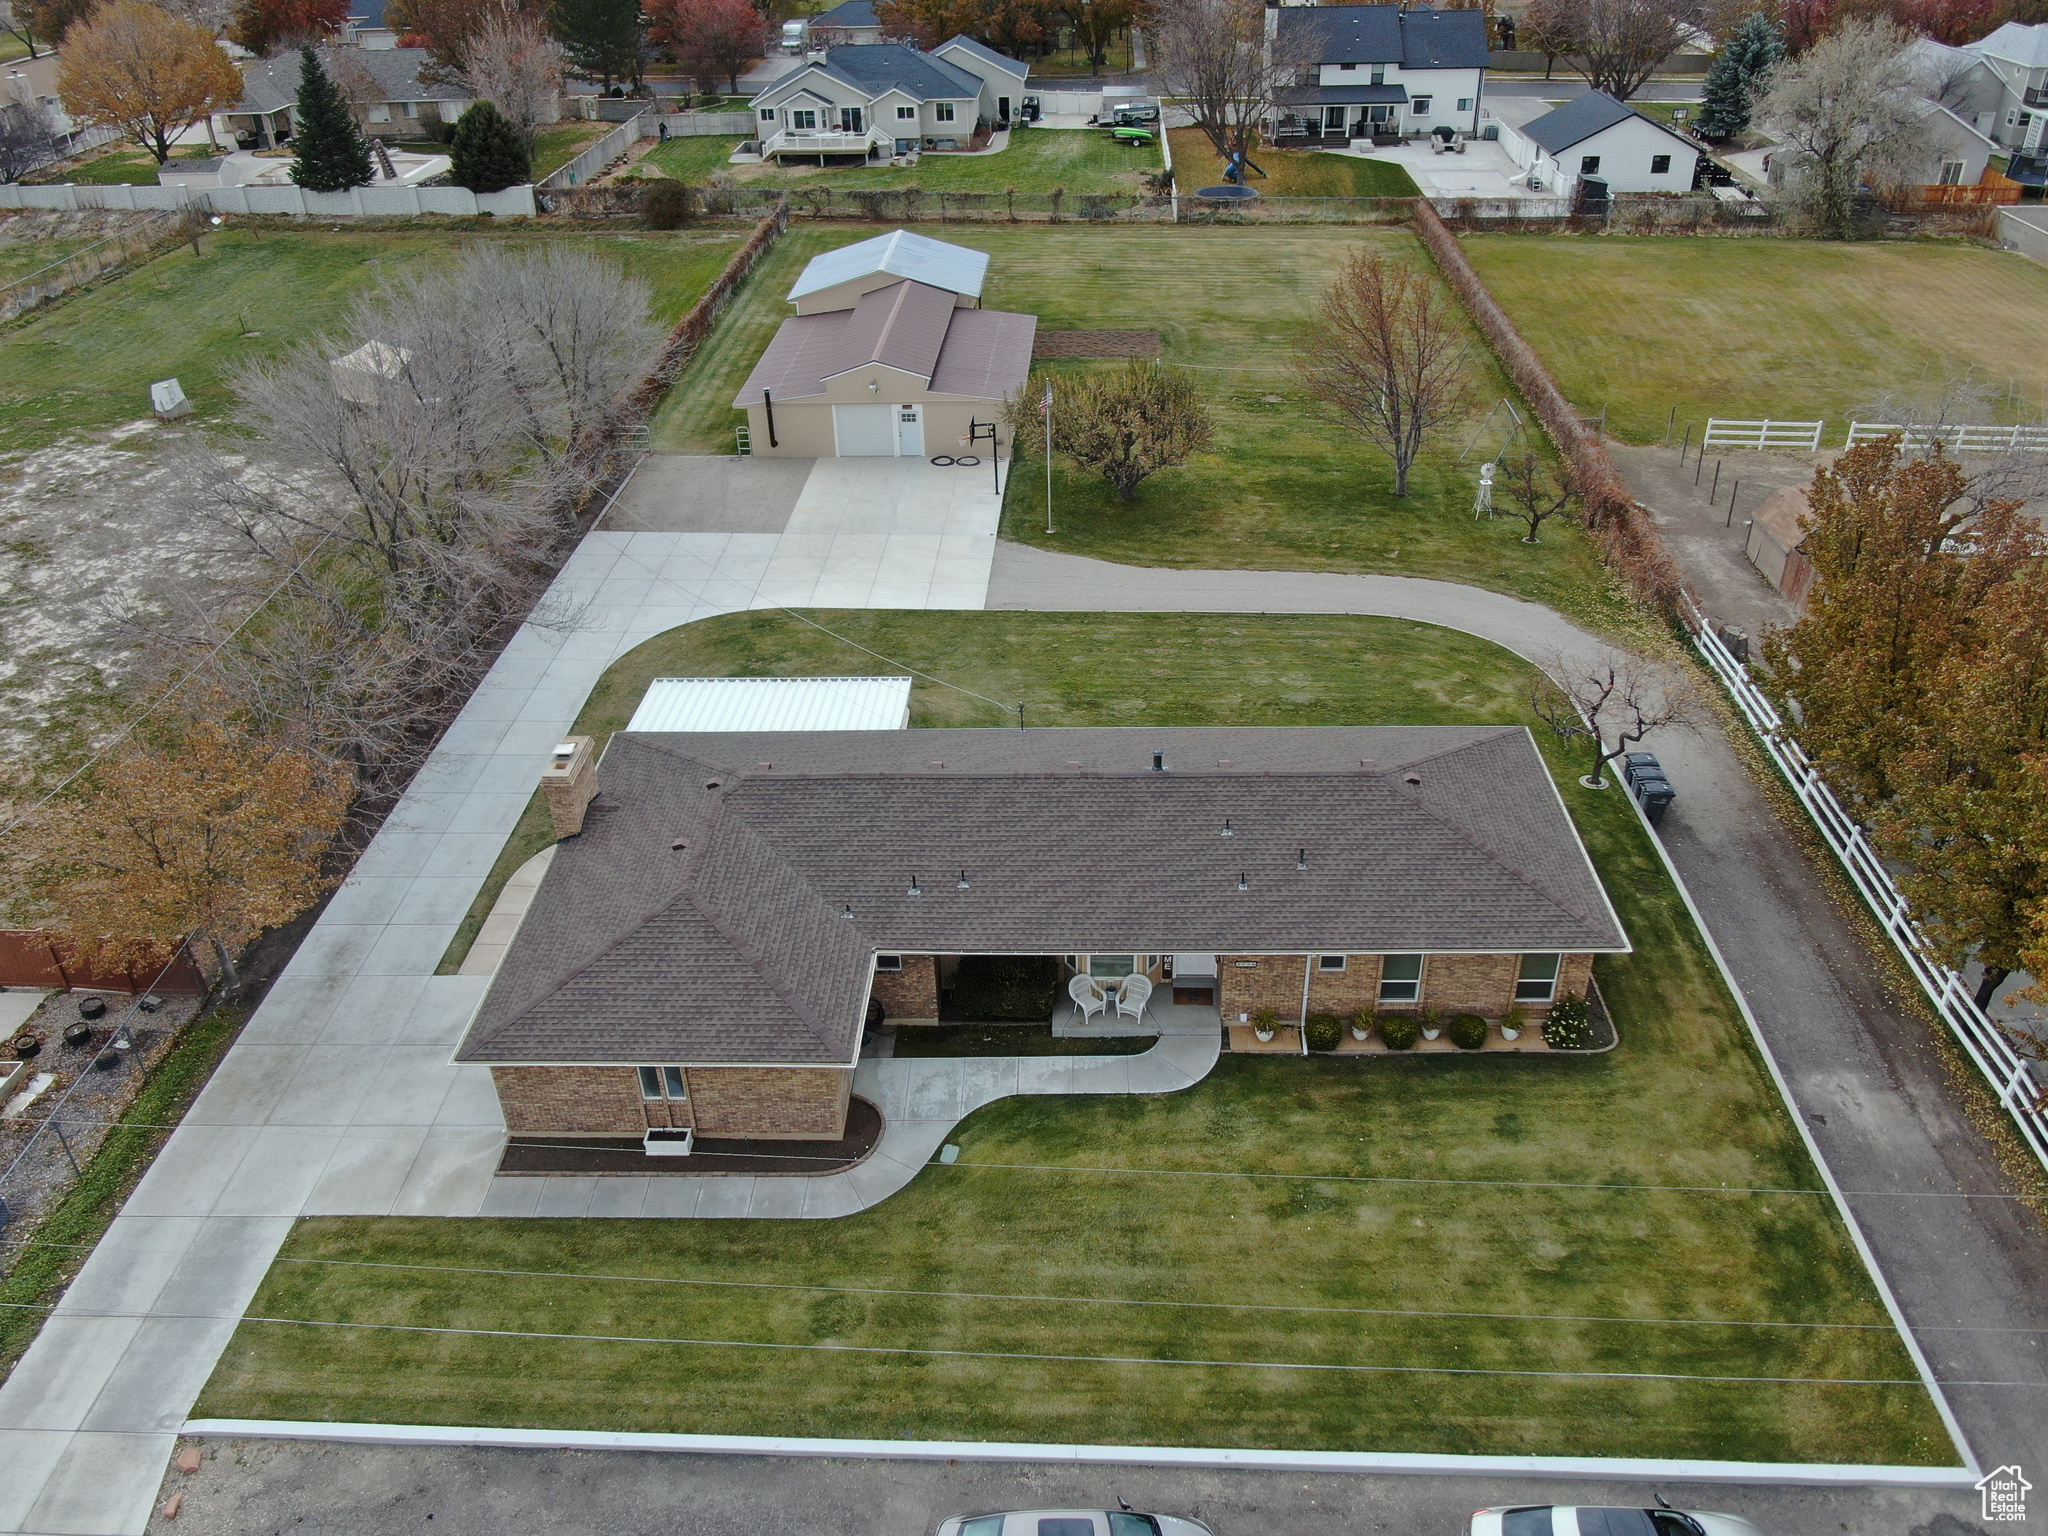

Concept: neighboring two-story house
[[1270, 2, 1489, 146], [1968, 21, 2048, 155], [749, 37, 1028, 164]]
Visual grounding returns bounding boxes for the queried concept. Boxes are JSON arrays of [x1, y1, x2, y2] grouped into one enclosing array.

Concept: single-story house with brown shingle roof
[[734, 229, 1035, 459], [455, 725, 1630, 1144]]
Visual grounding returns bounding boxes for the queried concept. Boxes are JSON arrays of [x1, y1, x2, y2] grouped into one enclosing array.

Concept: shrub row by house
[[1282, 1000, 1591, 1052]]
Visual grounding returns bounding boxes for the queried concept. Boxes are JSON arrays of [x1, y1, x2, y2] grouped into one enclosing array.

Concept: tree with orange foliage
[[57, 0, 244, 163], [647, 0, 764, 94], [229, 0, 350, 55], [11, 710, 352, 987]]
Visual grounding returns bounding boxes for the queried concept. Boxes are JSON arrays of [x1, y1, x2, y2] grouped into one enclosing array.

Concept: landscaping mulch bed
[[1031, 329, 1162, 359], [497, 1095, 883, 1177]]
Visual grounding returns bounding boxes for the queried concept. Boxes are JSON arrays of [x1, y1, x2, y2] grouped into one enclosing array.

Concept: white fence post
[[1704, 418, 1826, 452], [1683, 598, 2048, 1175]]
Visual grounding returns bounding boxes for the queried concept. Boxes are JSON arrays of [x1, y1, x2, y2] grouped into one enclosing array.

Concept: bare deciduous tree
[[1297, 249, 1475, 498], [1497, 450, 1579, 544], [1150, 0, 1305, 165], [1533, 0, 1686, 99], [1006, 361, 1215, 504], [1755, 19, 1933, 239], [0, 101, 60, 182], [458, 13, 565, 143], [1530, 650, 1704, 788]]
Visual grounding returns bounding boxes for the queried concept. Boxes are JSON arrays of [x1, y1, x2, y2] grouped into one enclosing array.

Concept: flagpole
[[1043, 380, 1055, 535]]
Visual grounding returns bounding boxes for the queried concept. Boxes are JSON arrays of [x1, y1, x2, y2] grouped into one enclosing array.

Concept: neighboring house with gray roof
[[1968, 21, 2048, 156], [811, 0, 889, 46], [211, 46, 472, 148], [733, 228, 1033, 459], [749, 37, 1027, 162], [1501, 89, 1700, 195], [1272, 3, 1490, 144], [456, 724, 1629, 1145]]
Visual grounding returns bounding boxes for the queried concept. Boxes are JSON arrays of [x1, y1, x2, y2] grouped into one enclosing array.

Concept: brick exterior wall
[[492, 1066, 647, 1136], [868, 955, 939, 1021], [1218, 954, 1310, 1022], [684, 1066, 853, 1140], [1306, 955, 1385, 1017], [1556, 952, 1596, 1005], [1419, 953, 1522, 1016]]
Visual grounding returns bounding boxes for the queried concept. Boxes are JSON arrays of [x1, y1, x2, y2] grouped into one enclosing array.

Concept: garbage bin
[[1635, 776, 1676, 825], [1622, 752, 1663, 788]]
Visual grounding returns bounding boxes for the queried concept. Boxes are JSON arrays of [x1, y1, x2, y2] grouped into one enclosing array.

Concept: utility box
[[541, 735, 600, 838], [150, 379, 191, 419]]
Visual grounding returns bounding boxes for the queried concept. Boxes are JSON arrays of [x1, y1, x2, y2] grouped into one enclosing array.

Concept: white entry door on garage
[[896, 404, 923, 457], [834, 403, 897, 457]]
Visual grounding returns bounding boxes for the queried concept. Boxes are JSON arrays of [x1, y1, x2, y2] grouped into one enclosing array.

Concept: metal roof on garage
[[624, 677, 913, 733], [788, 229, 990, 304]]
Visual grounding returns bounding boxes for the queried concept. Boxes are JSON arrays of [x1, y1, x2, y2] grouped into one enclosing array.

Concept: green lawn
[[643, 127, 1161, 194], [0, 227, 740, 459], [25, 147, 162, 186], [0, 230, 105, 286], [649, 223, 1626, 631], [531, 120, 615, 180], [206, 610, 1953, 1464], [1170, 129, 1421, 198], [1461, 235, 2048, 445]]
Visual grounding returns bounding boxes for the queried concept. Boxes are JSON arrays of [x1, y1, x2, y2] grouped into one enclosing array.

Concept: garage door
[[833, 404, 896, 457]]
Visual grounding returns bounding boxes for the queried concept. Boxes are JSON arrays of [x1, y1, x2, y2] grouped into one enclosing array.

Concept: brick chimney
[[541, 736, 599, 838]]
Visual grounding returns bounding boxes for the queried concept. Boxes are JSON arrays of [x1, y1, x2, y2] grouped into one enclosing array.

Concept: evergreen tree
[[1696, 13, 1784, 142], [450, 99, 531, 193], [551, 0, 642, 89], [288, 46, 373, 192]]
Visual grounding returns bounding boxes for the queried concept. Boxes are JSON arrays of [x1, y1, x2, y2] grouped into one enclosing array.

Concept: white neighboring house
[[1270, 3, 1490, 145], [1967, 20, 2048, 154], [1501, 90, 1700, 196], [749, 37, 1028, 164]]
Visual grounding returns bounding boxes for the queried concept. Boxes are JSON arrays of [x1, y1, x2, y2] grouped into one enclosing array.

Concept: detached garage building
[[1504, 90, 1701, 196], [734, 229, 1037, 459]]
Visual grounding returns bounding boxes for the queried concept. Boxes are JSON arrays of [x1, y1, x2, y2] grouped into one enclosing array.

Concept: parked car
[[1471, 1505, 1767, 1536], [938, 1510, 1213, 1536]]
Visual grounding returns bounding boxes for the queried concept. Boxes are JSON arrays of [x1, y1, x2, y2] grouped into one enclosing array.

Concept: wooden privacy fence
[[1845, 420, 2048, 453], [1686, 605, 2048, 1174], [1703, 418, 1825, 452], [0, 932, 205, 994]]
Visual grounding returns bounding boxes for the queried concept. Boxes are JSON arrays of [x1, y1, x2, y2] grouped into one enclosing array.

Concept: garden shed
[[1744, 486, 1815, 611]]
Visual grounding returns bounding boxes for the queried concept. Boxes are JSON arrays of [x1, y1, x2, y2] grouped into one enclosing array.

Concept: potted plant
[[1305, 1012, 1342, 1052], [1419, 1008, 1442, 1042], [1378, 1012, 1420, 1051], [1350, 1007, 1375, 1042], [1251, 1006, 1278, 1043], [1500, 1003, 1526, 1043], [1447, 1012, 1488, 1051]]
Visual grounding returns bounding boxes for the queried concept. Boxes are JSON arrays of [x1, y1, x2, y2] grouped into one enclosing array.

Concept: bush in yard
[[1304, 1012, 1343, 1052], [643, 179, 691, 229], [1447, 1012, 1488, 1051], [1377, 1012, 1420, 1051], [947, 955, 1058, 1020], [450, 99, 530, 193], [1543, 994, 1596, 1050], [1005, 360, 1214, 504]]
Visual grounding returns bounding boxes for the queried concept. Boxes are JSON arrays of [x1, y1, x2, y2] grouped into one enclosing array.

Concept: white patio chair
[[1068, 974, 1108, 1023], [1116, 973, 1153, 1025]]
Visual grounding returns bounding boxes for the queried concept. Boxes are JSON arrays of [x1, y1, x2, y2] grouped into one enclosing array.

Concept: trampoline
[[1194, 185, 1260, 201]]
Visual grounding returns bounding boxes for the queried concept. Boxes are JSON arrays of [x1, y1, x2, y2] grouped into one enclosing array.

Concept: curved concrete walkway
[[477, 1031, 1222, 1221]]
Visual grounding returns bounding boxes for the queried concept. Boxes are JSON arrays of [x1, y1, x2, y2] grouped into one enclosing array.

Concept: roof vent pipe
[[1152, 751, 1164, 772], [1238, 872, 1250, 891], [1297, 848, 1307, 870], [1221, 818, 1234, 837], [907, 875, 923, 897]]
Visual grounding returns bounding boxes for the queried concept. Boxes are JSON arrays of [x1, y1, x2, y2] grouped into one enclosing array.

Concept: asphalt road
[[145, 1443, 1995, 1536]]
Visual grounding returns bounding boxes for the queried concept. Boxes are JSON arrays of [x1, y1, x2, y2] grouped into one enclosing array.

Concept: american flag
[[1040, 382, 1053, 416]]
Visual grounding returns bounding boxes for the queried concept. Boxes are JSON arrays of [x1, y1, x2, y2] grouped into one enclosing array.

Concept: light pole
[[1042, 379, 1054, 534]]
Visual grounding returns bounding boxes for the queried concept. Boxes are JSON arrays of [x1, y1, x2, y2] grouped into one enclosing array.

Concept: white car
[[1471, 1505, 1767, 1536], [936, 1510, 1214, 1536]]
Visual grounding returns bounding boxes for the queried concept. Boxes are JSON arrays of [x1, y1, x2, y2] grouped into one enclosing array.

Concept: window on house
[[1370, 65, 1386, 84], [1088, 954, 1136, 979], [402, 102, 418, 118], [1379, 954, 1423, 1002], [640, 1066, 688, 1099], [1411, 97, 1432, 114], [1457, 96, 1472, 110], [1516, 953, 1562, 1003], [897, 104, 917, 119], [875, 953, 903, 972], [368, 104, 391, 123], [1580, 154, 1601, 173], [935, 101, 956, 121], [1340, 61, 1356, 70], [1651, 153, 1671, 174], [638, 1066, 662, 1099], [761, 107, 777, 121], [790, 109, 818, 129], [663, 1066, 687, 1099], [1939, 158, 1966, 184], [1318, 954, 1347, 972]]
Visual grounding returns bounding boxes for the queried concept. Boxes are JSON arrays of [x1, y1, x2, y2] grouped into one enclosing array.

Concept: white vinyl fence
[[1687, 603, 2048, 1176], [1702, 417, 1825, 451], [535, 111, 646, 190], [1845, 420, 2048, 454], [0, 180, 536, 217]]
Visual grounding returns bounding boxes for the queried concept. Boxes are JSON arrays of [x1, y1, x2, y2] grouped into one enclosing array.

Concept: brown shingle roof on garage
[[734, 281, 1037, 408], [454, 726, 1629, 1068]]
